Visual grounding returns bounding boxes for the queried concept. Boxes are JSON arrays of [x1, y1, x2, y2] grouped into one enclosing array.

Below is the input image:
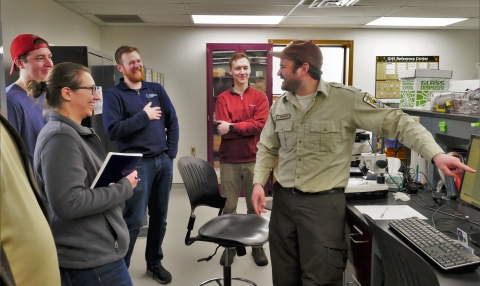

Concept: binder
[[91, 152, 143, 188]]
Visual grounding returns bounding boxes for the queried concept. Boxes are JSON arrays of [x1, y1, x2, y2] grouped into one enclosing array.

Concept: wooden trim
[[268, 39, 354, 86]]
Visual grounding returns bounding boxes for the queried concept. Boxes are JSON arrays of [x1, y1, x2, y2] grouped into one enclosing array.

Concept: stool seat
[[199, 214, 269, 246], [178, 156, 270, 286]]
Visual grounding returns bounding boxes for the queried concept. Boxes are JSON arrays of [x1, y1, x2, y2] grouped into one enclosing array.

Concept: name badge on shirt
[[276, 114, 291, 120], [363, 93, 386, 108]]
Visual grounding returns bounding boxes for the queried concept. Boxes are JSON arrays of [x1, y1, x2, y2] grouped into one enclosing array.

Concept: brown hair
[[293, 59, 322, 80], [28, 62, 90, 109], [229, 53, 250, 68], [114, 46, 139, 65], [13, 38, 49, 73]]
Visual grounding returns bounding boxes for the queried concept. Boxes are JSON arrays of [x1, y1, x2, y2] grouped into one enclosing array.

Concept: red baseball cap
[[10, 34, 50, 74]]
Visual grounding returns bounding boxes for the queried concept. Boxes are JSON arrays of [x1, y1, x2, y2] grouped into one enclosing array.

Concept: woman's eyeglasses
[[72, 86, 97, 95]]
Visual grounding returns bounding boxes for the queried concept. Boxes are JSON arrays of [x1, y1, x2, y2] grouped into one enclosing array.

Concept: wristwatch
[[229, 123, 234, 132]]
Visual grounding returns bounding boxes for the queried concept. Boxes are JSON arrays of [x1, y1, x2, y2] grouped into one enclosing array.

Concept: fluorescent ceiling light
[[367, 17, 467, 27], [192, 15, 284, 25]]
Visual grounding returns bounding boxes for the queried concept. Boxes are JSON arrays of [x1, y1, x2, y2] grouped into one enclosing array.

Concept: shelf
[[212, 51, 235, 54], [213, 62, 266, 65]]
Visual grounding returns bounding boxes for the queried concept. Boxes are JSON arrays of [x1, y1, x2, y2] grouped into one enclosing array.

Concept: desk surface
[[402, 108, 480, 123], [347, 190, 480, 285]]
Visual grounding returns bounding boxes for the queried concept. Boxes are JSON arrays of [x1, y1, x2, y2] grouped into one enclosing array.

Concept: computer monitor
[[458, 134, 480, 210]]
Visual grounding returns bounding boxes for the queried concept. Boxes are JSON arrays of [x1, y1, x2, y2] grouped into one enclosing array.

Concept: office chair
[[363, 214, 440, 286], [177, 156, 269, 286]]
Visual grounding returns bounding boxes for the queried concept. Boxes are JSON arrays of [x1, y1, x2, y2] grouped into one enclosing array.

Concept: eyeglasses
[[72, 86, 97, 95]]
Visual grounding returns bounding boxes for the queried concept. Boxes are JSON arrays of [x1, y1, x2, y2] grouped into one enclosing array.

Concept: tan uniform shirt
[[1, 122, 61, 286], [253, 79, 444, 193]]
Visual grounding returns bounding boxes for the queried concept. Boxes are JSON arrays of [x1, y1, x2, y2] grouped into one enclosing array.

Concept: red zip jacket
[[215, 85, 269, 163]]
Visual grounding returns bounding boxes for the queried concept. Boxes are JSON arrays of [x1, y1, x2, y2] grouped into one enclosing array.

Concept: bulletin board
[[375, 56, 439, 99]]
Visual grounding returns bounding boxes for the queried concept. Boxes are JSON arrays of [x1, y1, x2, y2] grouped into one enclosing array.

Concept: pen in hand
[[380, 207, 388, 218]]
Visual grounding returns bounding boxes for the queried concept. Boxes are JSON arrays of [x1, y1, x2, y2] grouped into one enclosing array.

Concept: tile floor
[[128, 185, 273, 285]]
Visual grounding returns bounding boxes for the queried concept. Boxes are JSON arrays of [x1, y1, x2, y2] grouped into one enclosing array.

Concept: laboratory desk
[[346, 190, 480, 286]]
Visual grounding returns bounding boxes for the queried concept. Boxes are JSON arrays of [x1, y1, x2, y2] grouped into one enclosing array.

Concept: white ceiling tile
[[187, 4, 295, 15], [410, 0, 480, 8], [440, 26, 478, 30], [446, 17, 480, 27], [140, 14, 193, 24], [71, 0, 184, 2], [52, 0, 479, 29], [361, 26, 442, 30], [81, 13, 106, 24], [388, 7, 479, 18], [60, 3, 88, 14], [74, 3, 187, 15], [186, 0, 299, 3], [355, 0, 417, 6], [291, 6, 401, 17], [192, 23, 279, 28]]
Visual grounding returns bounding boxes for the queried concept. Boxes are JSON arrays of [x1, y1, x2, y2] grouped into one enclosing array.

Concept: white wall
[[1, 0, 101, 84], [100, 26, 479, 183], [1, 0, 478, 183]]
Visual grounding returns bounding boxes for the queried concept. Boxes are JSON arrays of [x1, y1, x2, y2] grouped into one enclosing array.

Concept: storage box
[[386, 174, 403, 189], [399, 69, 452, 109], [213, 68, 225, 77], [398, 69, 453, 79]]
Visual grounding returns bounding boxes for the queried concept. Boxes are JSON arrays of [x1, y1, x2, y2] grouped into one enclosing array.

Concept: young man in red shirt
[[216, 53, 269, 267]]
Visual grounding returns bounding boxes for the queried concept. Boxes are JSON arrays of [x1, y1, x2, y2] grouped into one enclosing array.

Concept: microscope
[[345, 130, 389, 199]]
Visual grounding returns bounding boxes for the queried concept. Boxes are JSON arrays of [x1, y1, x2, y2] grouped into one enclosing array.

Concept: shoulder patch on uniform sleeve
[[363, 93, 386, 108]]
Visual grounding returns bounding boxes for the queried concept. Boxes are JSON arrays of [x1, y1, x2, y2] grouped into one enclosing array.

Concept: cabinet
[[49, 46, 116, 152], [346, 210, 373, 286], [206, 43, 273, 195]]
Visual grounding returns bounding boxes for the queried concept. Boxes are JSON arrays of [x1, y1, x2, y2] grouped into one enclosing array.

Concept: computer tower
[[49, 46, 117, 152]]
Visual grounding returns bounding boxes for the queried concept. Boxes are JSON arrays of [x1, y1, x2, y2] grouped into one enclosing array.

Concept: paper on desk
[[354, 205, 427, 220]]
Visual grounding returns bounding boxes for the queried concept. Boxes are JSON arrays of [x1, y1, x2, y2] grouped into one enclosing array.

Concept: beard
[[281, 76, 302, 92], [124, 67, 145, 83]]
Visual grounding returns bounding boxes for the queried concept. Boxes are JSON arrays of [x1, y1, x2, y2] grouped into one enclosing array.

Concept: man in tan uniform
[[251, 40, 475, 286]]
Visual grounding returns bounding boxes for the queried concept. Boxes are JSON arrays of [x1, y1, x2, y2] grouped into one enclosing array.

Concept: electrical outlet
[[190, 147, 196, 156]]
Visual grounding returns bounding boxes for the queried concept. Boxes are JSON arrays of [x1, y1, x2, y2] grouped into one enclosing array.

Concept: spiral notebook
[[91, 152, 143, 188]]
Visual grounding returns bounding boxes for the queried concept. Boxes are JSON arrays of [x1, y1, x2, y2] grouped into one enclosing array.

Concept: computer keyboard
[[389, 217, 480, 271]]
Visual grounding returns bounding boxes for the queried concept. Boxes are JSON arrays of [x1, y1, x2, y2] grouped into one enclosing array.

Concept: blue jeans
[[60, 259, 132, 286], [123, 152, 173, 269]]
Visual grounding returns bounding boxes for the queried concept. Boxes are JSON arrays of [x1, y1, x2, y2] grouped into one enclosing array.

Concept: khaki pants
[[219, 162, 255, 215], [270, 183, 347, 286]]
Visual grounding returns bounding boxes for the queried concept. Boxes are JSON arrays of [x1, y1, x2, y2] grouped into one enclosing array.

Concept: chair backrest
[[178, 156, 226, 212], [363, 214, 440, 286]]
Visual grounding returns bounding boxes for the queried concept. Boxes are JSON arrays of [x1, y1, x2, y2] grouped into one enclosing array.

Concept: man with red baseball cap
[[251, 40, 475, 285], [6, 34, 53, 168]]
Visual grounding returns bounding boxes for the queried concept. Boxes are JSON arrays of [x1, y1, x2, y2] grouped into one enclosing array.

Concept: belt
[[277, 183, 344, 196]]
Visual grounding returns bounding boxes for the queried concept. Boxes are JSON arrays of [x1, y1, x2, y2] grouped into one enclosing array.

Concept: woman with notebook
[[30, 62, 138, 286]]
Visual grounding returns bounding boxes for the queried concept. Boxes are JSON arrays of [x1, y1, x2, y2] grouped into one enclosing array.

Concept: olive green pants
[[270, 183, 348, 286], [219, 162, 255, 215]]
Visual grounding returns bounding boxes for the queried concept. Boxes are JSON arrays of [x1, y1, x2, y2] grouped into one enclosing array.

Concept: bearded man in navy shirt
[[103, 45, 179, 285]]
